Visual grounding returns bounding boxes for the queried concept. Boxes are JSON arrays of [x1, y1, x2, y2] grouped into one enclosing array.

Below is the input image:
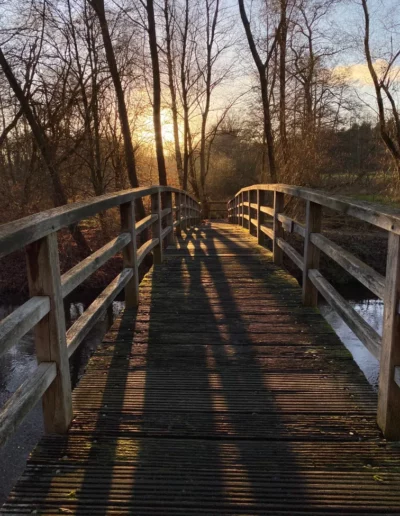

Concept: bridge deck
[[3, 223, 400, 514]]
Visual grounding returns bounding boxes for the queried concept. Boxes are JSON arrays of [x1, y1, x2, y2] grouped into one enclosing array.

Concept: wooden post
[[165, 191, 174, 246], [188, 197, 192, 228], [151, 190, 163, 264], [120, 200, 139, 308], [249, 190, 258, 235], [257, 189, 266, 246], [236, 196, 239, 225], [377, 232, 400, 439], [175, 192, 181, 237], [182, 194, 188, 232], [273, 191, 284, 265], [241, 192, 245, 228], [25, 233, 72, 434], [302, 200, 322, 306]]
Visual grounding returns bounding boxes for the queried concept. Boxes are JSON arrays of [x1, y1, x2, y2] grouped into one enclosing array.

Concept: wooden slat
[[161, 207, 172, 219], [260, 205, 274, 216], [137, 238, 159, 266], [276, 237, 304, 271], [0, 296, 50, 359], [136, 214, 158, 235], [308, 269, 381, 359], [236, 184, 400, 235], [395, 367, 400, 389], [0, 187, 198, 259], [260, 224, 273, 239], [303, 201, 321, 306], [311, 232, 385, 299], [378, 232, 400, 438], [61, 233, 131, 298], [26, 233, 72, 434], [250, 217, 258, 228], [161, 226, 172, 241], [4, 222, 400, 514], [0, 362, 56, 448], [66, 268, 133, 358], [277, 213, 305, 237]]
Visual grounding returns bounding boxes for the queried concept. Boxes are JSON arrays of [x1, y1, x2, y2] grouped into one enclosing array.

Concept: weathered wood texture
[[3, 223, 400, 514]]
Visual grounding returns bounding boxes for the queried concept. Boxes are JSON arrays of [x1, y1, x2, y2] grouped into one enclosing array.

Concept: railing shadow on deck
[[125, 226, 309, 513]]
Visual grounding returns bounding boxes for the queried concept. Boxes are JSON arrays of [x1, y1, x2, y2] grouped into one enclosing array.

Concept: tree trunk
[[147, 0, 168, 186], [164, 0, 183, 187], [279, 0, 288, 164], [89, 0, 145, 219]]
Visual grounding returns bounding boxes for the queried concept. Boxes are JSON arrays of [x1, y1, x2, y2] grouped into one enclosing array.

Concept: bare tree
[[145, 0, 168, 186], [89, 0, 146, 218], [163, 0, 184, 186], [238, 0, 281, 182], [361, 0, 400, 176], [0, 45, 91, 253]]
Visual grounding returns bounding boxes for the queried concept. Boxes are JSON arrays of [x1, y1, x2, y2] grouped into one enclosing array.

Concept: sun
[[137, 108, 177, 147]]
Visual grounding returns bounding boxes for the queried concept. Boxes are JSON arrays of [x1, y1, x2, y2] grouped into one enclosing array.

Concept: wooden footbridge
[[1, 184, 400, 514]]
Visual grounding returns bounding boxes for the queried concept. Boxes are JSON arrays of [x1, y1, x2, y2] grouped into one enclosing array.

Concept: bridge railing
[[228, 184, 400, 439], [0, 186, 200, 448]]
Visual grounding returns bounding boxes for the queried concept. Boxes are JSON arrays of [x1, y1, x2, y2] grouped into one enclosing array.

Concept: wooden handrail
[[0, 185, 200, 449], [228, 183, 400, 439]]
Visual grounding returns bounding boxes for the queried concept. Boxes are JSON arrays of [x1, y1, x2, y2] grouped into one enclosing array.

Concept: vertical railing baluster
[[257, 189, 266, 246], [151, 189, 163, 264], [273, 190, 284, 265], [302, 200, 322, 306], [25, 233, 72, 433], [165, 191, 174, 247], [241, 192, 245, 228], [175, 192, 181, 238], [120, 200, 139, 308], [377, 232, 400, 439]]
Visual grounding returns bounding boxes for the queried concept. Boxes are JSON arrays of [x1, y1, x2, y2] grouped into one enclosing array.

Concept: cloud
[[334, 60, 400, 85]]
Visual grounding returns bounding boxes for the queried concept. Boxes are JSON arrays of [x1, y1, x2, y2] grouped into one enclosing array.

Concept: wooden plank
[[260, 224, 273, 239], [4, 222, 400, 514], [276, 237, 304, 270], [235, 184, 400, 235], [120, 202, 139, 309], [164, 192, 174, 246], [174, 193, 182, 237], [161, 226, 172, 242], [378, 232, 400, 439], [0, 296, 50, 359], [260, 205, 274, 216], [308, 269, 381, 359], [311, 232, 385, 299], [136, 214, 158, 235], [273, 191, 284, 265], [0, 187, 199, 258], [151, 192, 163, 264], [137, 238, 159, 266], [303, 201, 322, 306], [25, 233, 72, 434], [277, 213, 305, 237], [61, 233, 131, 298], [257, 190, 264, 245], [66, 268, 133, 358], [395, 367, 400, 389], [0, 362, 56, 448], [161, 207, 172, 219]]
